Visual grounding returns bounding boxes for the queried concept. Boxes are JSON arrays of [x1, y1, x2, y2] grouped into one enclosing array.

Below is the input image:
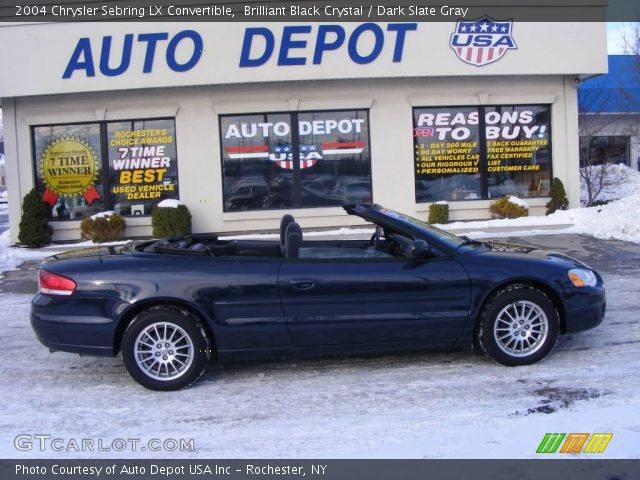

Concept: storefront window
[[413, 107, 481, 202], [220, 110, 371, 211], [413, 105, 552, 202], [221, 113, 293, 211], [107, 119, 179, 216], [32, 117, 179, 220], [297, 110, 371, 207], [33, 123, 104, 220], [486, 105, 552, 199]]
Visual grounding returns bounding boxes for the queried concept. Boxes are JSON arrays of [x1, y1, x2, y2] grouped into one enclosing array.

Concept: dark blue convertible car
[[31, 204, 606, 390]]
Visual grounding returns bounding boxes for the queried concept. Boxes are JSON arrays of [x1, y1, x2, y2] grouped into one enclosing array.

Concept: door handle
[[289, 279, 316, 291]]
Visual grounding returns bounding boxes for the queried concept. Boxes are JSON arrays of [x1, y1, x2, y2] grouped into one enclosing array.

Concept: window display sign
[[413, 107, 481, 201], [413, 104, 552, 202], [107, 119, 179, 216], [33, 123, 105, 220], [485, 106, 551, 198], [32, 118, 179, 220], [220, 110, 371, 211], [38, 136, 101, 207]]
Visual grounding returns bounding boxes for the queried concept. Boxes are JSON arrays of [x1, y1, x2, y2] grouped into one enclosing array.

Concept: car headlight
[[568, 268, 597, 287]]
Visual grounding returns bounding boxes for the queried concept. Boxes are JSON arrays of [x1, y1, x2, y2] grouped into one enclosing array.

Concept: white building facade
[[0, 21, 607, 241]]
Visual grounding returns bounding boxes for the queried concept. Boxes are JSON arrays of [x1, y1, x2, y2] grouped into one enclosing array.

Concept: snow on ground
[[580, 163, 640, 206], [0, 230, 52, 277], [0, 230, 126, 277], [441, 164, 640, 243], [157, 199, 183, 208], [440, 193, 640, 244], [0, 267, 638, 459]]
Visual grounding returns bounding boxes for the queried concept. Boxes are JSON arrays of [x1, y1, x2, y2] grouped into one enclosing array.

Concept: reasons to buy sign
[[414, 106, 550, 177], [38, 136, 101, 206]]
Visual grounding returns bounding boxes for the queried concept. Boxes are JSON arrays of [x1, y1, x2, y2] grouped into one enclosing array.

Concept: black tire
[[476, 285, 559, 366], [122, 306, 211, 390]]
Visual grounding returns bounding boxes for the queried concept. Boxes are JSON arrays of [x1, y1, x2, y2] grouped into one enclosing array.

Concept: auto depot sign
[[0, 22, 606, 97]]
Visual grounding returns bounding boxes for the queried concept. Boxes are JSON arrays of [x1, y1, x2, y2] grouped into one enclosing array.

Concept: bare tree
[[621, 22, 640, 55], [578, 27, 640, 206], [578, 85, 624, 206]]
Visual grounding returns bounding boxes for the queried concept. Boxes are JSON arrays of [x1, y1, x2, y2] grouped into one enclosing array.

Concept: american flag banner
[[224, 141, 367, 170], [450, 17, 517, 67]]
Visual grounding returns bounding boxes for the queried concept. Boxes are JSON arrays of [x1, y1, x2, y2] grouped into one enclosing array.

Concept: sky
[[607, 22, 638, 54]]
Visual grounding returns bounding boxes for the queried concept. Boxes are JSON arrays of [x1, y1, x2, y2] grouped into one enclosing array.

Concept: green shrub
[[489, 196, 529, 219], [18, 189, 53, 247], [428, 202, 449, 224], [151, 204, 192, 238], [546, 177, 569, 215], [80, 212, 126, 243]]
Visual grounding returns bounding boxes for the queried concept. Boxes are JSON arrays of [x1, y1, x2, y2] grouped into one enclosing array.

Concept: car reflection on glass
[[225, 183, 269, 211]]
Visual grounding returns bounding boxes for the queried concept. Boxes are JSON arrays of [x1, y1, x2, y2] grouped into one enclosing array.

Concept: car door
[[278, 251, 471, 347]]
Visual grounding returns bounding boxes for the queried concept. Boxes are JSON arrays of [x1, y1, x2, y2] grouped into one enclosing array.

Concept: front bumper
[[31, 293, 119, 357], [562, 284, 606, 334]]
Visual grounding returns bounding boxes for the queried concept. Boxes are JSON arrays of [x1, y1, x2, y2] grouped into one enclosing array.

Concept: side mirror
[[411, 239, 433, 259]]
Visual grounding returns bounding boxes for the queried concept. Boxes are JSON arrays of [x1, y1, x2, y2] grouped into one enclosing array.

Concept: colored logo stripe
[[560, 433, 590, 454], [537, 433, 565, 453], [536, 433, 613, 454], [584, 433, 613, 453]]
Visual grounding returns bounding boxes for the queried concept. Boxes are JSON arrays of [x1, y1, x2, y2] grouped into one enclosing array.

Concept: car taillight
[[38, 269, 76, 296]]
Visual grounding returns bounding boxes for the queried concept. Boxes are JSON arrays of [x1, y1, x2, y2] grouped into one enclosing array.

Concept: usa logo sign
[[450, 17, 517, 67]]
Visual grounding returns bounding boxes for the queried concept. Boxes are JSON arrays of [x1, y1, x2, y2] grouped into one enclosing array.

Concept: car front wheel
[[122, 307, 211, 390], [476, 285, 559, 366]]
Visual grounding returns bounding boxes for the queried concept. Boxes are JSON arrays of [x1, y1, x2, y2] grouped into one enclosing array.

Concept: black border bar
[[4, 0, 637, 22], [5, 459, 640, 480]]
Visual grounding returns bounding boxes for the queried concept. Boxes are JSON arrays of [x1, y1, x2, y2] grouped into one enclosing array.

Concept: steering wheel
[[368, 226, 384, 250]]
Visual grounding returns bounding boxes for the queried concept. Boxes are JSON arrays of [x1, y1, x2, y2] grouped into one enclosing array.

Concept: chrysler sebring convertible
[[31, 204, 606, 390]]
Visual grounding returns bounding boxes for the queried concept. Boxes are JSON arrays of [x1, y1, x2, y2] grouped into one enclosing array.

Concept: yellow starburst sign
[[38, 136, 101, 206]]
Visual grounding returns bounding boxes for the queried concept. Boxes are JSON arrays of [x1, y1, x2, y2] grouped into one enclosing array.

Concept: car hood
[[478, 241, 591, 269]]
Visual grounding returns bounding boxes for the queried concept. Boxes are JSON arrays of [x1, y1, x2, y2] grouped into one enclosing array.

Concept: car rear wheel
[[122, 307, 210, 390], [476, 285, 559, 366]]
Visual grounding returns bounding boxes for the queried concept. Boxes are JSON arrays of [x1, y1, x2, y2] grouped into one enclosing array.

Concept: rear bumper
[[31, 294, 118, 357], [563, 285, 606, 334]]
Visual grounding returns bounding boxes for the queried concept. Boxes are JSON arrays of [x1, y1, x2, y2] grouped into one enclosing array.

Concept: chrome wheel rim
[[134, 322, 194, 381], [493, 300, 549, 357]]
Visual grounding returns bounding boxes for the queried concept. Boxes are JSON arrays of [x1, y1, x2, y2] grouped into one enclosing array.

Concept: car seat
[[280, 214, 295, 256], [284, 222, 303, 258]]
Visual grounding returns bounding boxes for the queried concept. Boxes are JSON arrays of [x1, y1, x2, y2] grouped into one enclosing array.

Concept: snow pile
[[157, 199, 183, 208], [89, 210, 115, 220], [580, 163, 640, 206], [507, 195, 529, 209], [0, 230, 19, 274], [0, 230, 52, 275], [442, 193, 640, 244]]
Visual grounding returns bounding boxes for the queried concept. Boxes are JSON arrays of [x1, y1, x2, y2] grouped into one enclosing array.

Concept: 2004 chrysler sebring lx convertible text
[[31, 204, 606, 390]]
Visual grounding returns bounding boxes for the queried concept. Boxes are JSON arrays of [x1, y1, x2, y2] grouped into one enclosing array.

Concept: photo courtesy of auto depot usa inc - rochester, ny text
[[15, 463, 326, 477]]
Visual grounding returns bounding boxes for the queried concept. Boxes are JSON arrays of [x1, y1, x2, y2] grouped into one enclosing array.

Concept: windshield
[[378, 207, 470, 250]]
